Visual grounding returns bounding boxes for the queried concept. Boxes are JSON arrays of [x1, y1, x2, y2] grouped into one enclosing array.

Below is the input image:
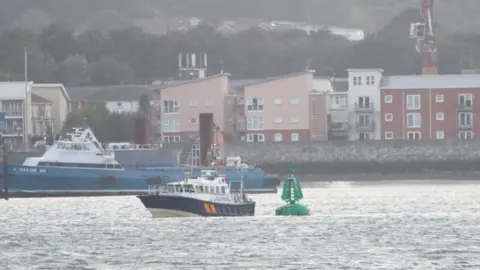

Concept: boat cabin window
[[221, 186, 226, 194], [196, 186, 204, 193], [174, 185, 183, 193], [183, 184, 195, 193], [167, 186, 175, 193], [215, 186, 220, 194]]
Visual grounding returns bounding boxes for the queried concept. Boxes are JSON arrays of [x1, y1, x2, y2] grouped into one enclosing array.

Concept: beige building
[[0, 81, 33, 147], [31, 83, 70, 134]]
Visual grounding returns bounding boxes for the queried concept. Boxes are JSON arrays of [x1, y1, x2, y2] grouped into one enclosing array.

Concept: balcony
[[356, 122, 375, 131], [457, 122, 474, 130], [457, 103, 473, 111], [329, 122, 349, 131], [354, 103, 375, 112]]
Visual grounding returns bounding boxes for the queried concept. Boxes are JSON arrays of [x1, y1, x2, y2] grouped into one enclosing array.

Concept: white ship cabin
[[23, 128, 124, 170]]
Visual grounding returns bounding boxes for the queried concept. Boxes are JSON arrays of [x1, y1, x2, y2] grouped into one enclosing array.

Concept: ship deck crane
[[409, 0, 438, 75]]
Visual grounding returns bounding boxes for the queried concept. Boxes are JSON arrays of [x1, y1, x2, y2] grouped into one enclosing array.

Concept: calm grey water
[[1, 180, 480, 269]]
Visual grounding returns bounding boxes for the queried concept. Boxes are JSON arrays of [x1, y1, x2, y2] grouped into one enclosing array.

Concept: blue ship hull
[[0, 166, 279, 198]]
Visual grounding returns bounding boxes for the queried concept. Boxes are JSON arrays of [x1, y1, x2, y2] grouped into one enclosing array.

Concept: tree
[[88, 57, 135, 85], [63, 105, 136, 142], [40, 24, 77, 62], [56, 54, 90, 86]]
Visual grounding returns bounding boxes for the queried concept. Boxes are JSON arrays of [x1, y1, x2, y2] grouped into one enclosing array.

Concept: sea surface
[[1, 180, 480, 269]]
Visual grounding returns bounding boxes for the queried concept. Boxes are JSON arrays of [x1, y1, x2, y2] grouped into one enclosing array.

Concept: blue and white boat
[[0, 128, 279, 197]]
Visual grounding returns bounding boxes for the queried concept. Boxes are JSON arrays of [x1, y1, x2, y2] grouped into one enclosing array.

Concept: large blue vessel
[[0, 128, 279, 197]]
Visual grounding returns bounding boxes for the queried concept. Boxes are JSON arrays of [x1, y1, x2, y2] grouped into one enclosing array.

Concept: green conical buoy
[[275, 163, 310, 216]]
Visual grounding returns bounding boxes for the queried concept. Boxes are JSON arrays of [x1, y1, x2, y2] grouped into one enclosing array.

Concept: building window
[[358, 114, 371, 127], [290, 133, 299, 142], [274, 116, 282, 123], [189, 100, 197, 107], [458, 112, 473, 126], [407, 131, 421, 140], [274, 98, 282, 105], [246, 134, 265, 142], [436, 94, 444, 103], [385, 113, 393, 121], [436, 131, 444, 139], [436, 112, 444, 121], [290, 116, 300, 123], [458, 93, 473, 107], [333, 95, 348, 109], [274, 133, 283, 142], [163, 119, 180, 132], [384, 95, 392, 103], [163, 100, 179, 113], [406, 95, 421, 110], [190, 117, 197, 125], [247, 98, 264, 111], [407, 113, 421, 128], [163, 136, 181, 143], [353, 76, 362, 86], [290, 98, 299, 105], [385, 132, 393, 140], [117, 102, 122, 107], [358, 132, 372, 140], [366, 76, 375, 85], [206, 99, 214, 107], [357, 96, 371, 109], [247, 116, 265, 130], [2, 101, 23, 116], [459, 131, 474, 140]]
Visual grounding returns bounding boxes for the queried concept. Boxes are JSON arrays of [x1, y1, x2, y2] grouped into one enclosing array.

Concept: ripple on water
[[0, 181, 480, 269]]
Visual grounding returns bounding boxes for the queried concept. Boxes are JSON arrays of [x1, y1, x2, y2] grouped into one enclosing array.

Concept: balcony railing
[[457, 103, 473, 111], [329, 122, 349, 131], [354, 103, 375, 112], [457, 122, 474, 130], [355, 122, 375, 130]]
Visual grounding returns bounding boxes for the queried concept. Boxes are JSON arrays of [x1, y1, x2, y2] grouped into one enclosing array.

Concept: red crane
[[409, 0, 438, 75]]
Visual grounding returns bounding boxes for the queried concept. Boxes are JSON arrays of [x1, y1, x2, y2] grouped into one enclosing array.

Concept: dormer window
[[366, 76, 375, 85], [353, 76, 363, 86]]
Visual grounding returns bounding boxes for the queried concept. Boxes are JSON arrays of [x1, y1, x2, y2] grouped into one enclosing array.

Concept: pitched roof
[[381, 74, 480, 90], [31, 93, 51, 103], [152, 74, 228, 92], [331, 77, 349, 92], [67, 85, 154, 102], [229, 71, 311, 92]]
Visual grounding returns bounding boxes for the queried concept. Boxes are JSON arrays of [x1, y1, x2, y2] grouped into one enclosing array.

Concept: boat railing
[[147, 185, 168, 195], [107, 144, 163, 151]]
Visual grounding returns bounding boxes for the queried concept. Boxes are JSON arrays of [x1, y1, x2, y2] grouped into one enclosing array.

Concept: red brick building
[[380, 74, 480, 140]]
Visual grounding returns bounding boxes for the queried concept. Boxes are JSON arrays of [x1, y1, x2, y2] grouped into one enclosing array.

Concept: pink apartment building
[[151, 71, 328, 143], [151, 74, 229, 142]]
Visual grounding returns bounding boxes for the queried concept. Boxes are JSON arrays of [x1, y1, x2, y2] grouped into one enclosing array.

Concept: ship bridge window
[[196, 185, 204, 193], [174, 185, 183, 192], [215, 186, 220, 194], [183, 184, 195, 193], [167, 186, 175, 193], [221, 186, 226, 194]]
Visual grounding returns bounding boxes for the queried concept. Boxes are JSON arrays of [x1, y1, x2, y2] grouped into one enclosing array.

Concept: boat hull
[[0, 166, 278, 197], [138, 195, 255, 217]]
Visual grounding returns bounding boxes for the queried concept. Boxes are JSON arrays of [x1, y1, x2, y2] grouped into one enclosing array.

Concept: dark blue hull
[[0, 165, 279, 197], [138, 195, 255, 217]]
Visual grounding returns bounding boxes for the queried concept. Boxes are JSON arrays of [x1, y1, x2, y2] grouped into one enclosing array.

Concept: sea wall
[[224, 140, 480, 175]]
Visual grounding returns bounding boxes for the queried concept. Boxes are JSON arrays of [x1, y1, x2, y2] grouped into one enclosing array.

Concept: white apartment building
[[346, 69, 383, 140], [0, 82, 33, 147]]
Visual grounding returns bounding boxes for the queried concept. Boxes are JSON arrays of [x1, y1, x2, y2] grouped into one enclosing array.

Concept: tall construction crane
[[409, 0, 438, 75]]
